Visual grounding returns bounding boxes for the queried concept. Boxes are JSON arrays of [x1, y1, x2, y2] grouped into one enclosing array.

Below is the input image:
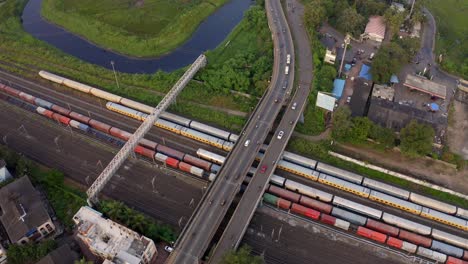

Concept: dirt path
[[335, 144, 468, 195], [447, 100, 468, 159]]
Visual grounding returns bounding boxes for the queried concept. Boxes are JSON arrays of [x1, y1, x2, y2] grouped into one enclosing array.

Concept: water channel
[[22, 0, 252, 73]]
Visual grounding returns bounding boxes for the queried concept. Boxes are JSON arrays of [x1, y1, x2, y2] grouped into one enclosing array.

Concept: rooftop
[[364, 16, 386, 39], [73, 206, 155, 263], [350, 78, 373, 117], [333, 79, 346, 99], [35, 244, 77, 264], [403, 74, 447, 99], [372, 84, 395, 101], [359, 64, 372, 81], [0, 176, 52, 243]]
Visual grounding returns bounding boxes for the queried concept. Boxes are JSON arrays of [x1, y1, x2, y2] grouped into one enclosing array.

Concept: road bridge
[[207, 0, 313, 261], [164, 0, 294, 262]]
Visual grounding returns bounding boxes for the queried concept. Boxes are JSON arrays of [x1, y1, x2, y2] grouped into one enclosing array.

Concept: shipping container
[[165, 157, 179, 168], [183, 154, 212, 171], [268, 185, 300, 203], [430, 240, 464, 259], [156, 145, 185, 160], [320, 214, 336, 225], [299, 196, 333, 214], [69, 112, 91, 124], [291, 203, 320, 220], [356, 227, 387, 243], [51, 104, 71, 116], [381, 213, 431, 236], [331, 207, 367, 226], [416, 247, 447, 263], [398, 230, 432, 247], [365, 219, 399, 237], [88, 119, 112, 133]]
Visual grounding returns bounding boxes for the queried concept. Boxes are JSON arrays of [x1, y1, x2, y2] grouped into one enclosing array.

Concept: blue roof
[[359, 64, 372, 80], [332, 79, 346, 99], [430, 103, 439, 111], [390, 74, 399, 83], [344, 64, 352, 71]]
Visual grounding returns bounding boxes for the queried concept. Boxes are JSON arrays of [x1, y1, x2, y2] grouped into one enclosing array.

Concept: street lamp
[[338, 34, 350, 77], [110, 61, 120, 89]]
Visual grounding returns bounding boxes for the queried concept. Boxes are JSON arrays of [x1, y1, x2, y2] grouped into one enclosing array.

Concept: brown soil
[[447, 100, 468, 159]]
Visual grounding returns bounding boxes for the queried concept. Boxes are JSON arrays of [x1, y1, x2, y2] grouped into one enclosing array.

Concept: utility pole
[[409, 0, 416, 18], [110, 61, 120, 89], [338, 34, 350, 78]]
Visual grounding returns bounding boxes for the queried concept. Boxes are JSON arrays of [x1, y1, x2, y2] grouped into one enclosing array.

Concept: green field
[[42, 0, 228, 57], [426, 0, 468, 79]]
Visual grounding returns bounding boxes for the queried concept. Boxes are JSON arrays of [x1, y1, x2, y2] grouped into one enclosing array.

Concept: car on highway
[[260, 165, 267, 173], [165, 246, 173, 253], [244, 140, 250, 147], [346, 96, 351, 103], [277, 131, 284, 139], [291, 102, 297, 110]]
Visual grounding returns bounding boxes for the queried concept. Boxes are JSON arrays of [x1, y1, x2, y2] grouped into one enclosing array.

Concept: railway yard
[[1, 70, 467, 264]]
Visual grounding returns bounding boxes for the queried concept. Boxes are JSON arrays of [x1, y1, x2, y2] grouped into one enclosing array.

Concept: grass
[[41, 0, 229, 57], [426, 0, 468, 79], [0, 0, 271, 131], [287, 138, 468, 208]]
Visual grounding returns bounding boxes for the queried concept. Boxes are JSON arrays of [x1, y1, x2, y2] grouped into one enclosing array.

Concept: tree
[[74, 258, 93, 264], [221, 245, 263, 264], [383, 8, 406, 38], [304, 0, 326, 29], [331, 106, 353, 141], [336, 7, 364, 37], [368, 123, 395, 148], [349, 117, 372, 143], [7, 240, 57, 264], [400, 120, 435, 157], [370, 42, 407, 83], [355, 0, 387, 17], [316, 65, 337, 92]]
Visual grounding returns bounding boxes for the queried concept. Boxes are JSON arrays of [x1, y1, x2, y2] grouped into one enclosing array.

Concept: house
[[0, 176, 55, 244], [361, 16, 386, 43], [324, 49, 336, 65], [73, 206, 157, 264], [0, 160, 12, 183], [35, 244, 78, 264]]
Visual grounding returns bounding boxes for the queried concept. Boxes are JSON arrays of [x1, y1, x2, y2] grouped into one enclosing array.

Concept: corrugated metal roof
[[403, 74, 447, 99], [359, 64, 372, 80], [316, 92, 336, 112], [332, 79, 346, 99]]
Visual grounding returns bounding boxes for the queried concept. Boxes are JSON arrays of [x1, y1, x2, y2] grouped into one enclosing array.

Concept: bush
[[7, 240, 57, 264], [221, 245, 263, 264], [400, 120, 435, 157]]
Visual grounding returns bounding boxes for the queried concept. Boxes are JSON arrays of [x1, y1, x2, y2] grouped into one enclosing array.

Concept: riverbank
[[41, 0, 229, 57]]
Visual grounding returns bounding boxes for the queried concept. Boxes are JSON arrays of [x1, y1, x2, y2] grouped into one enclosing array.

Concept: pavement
[[243, 206, 425, 264]]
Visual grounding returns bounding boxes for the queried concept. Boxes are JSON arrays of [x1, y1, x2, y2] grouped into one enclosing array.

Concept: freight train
[[0, 84, 218, 180]]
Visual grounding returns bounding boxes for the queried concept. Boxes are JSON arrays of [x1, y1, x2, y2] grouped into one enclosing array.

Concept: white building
[[73, 206, 157, 264], [0, 160, 12, 183], [324, 49, 336, 65]]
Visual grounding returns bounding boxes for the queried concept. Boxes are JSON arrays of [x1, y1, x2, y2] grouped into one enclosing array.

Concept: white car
[[291, 102, 297, 110], [244, 140, 250, 147], [164, 246, 173, 253], [277, 131, 284, 139]]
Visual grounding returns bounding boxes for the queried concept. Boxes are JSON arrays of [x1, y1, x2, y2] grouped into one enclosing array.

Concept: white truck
[[285, 66, 289, 75], [286, 54, 291, 64]]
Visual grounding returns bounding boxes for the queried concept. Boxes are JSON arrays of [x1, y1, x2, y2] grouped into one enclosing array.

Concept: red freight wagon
[[357, 227, 387, 243], [89, 119, 112, 134], [446, 256, 468, 264], [165, 157, 179, 168], [156, 145, 185, 160], [51, 104, 72, 116], [386, 237, 403, 249], [291, 203, 320, 220], [3, 86, 21, 97], [277, 198, 292, 210], [19, 92, 35, 104], [178, 162, 193, 173], [320, 214, 336, 225], [134, 146, 155, 159], [299, 196, 332, 214], [183, 154, 212, 171], [366, 219, 400, 237], [139, 138, 158, 150], [464, 251, 468, 261], [110, 127, 132, 141], [69, 112, 91, 124], [398, 230, 432, 247], [268, 185, 300, 203], [52, 113, 71, 125]]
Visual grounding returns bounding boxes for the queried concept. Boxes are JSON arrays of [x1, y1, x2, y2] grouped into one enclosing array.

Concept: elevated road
[[165, 0, 294, 262], [208, 0, 313, 261]]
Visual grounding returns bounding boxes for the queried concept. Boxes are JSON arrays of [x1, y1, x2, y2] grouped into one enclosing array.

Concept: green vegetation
[[99, 200, 176, 243], [287, 138, 468, 208], [7, 240, 57, 264], [0, 0, 274, 131], [426, 0, 468, 78], [0, 145, 87, 228], [371, 37, 419, 84], [383, 7, 406, 38], [400, 120, 435, 157], [42, 0, 228, 57], [221, 245, 264, 264]]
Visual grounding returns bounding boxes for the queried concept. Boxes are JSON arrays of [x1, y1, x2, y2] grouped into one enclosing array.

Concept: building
[[0, 176, 55, 244], [361, 16, 386, 42], [403, 74, 447, 100], [35, 244, 78, 264], [372, 84, 395, 101], [0, 160, 12, 183], [332, 79, 346, 99], [73, 206, 157, 264], [324, 49, 336, 64], [350, 78, 373, 117]]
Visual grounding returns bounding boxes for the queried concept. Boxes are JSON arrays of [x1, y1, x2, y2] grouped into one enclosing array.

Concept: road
[[165, 0, 295, 262], [208, 0, 314, 261]]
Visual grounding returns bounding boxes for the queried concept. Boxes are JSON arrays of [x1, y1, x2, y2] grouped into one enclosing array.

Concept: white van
[[286, 54, 291, 64], [285, 66, 289, 75]]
